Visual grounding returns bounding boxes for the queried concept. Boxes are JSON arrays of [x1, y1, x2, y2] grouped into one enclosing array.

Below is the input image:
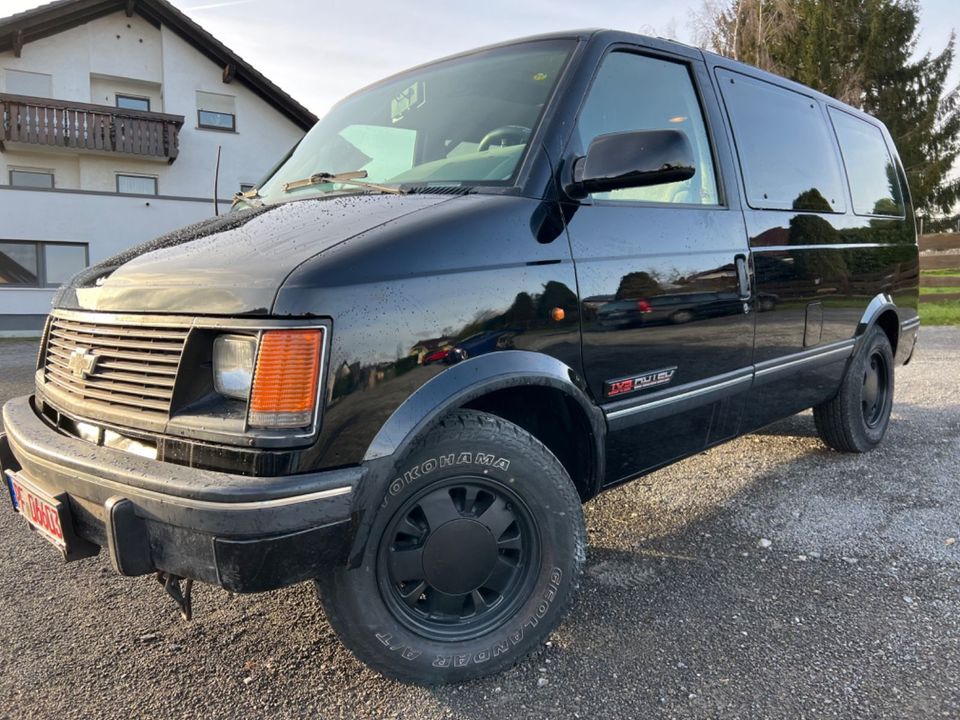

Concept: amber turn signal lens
[[248, 329, 323, 428]]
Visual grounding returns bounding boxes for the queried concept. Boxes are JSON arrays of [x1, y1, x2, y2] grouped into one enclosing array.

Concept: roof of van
[[434, 28, 874, 124]]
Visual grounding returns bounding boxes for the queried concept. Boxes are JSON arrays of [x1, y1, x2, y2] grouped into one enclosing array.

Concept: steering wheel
[[477, 125, 532, 152]]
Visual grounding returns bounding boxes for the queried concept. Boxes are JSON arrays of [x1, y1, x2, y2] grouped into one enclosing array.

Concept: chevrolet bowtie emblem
[[67, 348, 98, 380]]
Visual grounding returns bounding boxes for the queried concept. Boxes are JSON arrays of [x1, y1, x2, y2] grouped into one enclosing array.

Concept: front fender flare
[[363, 350, 603, 462], [346, 351, 605, 567]]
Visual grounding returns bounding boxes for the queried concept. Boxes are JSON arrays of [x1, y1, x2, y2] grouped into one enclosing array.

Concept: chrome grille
[[43, 314, 188, 417]]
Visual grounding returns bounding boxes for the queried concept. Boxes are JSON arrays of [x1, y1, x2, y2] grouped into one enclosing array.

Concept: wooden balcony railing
[[0, 94, 184, 162]]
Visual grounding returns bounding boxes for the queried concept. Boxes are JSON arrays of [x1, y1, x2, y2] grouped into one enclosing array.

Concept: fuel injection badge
[[604, 366, 677, 399]]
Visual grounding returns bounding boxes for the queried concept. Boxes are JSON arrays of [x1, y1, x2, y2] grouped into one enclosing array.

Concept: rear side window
[[828, 108, 904, 217], [716, 69, 844, 213]]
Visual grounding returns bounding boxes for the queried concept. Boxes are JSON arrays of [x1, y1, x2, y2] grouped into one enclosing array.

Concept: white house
[[0, 0, 315, 334]]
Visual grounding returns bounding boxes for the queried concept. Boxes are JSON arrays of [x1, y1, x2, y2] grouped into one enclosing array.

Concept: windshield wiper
[[281, 170, 406, 195]]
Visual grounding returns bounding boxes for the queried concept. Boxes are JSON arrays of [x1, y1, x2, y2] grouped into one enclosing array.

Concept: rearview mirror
[[571, 129, 696, 196]]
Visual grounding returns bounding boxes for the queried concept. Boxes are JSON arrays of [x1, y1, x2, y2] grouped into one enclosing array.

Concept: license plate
[[5, 470, 68, 553]]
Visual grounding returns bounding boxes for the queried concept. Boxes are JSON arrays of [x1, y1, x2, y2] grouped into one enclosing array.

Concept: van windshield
[[253, 40, 573, 204]]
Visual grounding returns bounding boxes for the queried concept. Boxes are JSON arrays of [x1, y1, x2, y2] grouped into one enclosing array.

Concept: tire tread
[[813, 326, 894, 453], [317, 409, 585, 684]]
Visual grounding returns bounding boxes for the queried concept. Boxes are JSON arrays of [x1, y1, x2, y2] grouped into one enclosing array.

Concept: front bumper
[[1, 395, 362, 592]]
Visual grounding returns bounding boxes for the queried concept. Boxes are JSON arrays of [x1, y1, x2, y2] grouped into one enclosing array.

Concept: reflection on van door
[[563, 47, 755, 484]]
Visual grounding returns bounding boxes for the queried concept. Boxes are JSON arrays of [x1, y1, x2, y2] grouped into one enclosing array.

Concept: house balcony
[[0, 94, 184, 163]]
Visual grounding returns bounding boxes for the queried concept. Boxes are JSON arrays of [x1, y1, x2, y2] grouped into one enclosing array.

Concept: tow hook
[[156, 572, 194, 620]]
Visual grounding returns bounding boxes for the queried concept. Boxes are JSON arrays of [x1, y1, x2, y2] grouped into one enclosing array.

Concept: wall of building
[[0, 8, 309, 334], [0, 11, 305, 198], [89, 75, 163, 111], [157, 26, 303, 194], [0, 186, 230, 324], [2, 150, 82, 188], [0, 13, 161, 102]]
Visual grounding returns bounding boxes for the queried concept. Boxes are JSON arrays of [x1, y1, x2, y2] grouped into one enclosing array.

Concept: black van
[[0, 30, 919, 684]]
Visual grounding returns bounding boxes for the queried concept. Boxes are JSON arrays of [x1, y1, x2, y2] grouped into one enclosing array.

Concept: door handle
[[735, 254, 751, 301]]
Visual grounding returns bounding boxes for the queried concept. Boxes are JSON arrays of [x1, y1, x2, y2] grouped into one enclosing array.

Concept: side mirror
[[570, 129, 696, 196]]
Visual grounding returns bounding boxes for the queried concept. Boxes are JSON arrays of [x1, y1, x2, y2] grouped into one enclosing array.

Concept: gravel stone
[[1, 327, 958, 719]]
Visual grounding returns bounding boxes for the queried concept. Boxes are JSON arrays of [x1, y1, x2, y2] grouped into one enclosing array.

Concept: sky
[[181, 0, 960, 117], [3, 0, 957, 118]]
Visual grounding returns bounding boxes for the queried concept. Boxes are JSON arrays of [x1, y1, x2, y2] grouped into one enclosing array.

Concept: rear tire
[[813, 325, 894, 452], [316, 410, 586, 684]]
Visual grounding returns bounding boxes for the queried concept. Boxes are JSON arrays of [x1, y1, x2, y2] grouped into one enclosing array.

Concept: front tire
[[316, 410, 586, 684], [813, 325, 895, 452]]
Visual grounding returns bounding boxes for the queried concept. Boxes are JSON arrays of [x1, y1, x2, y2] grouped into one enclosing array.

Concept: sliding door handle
[[735, 254, 751, 301]]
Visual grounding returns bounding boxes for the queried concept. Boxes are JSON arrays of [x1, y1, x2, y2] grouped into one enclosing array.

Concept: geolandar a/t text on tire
[[0, 29, 919, 684]]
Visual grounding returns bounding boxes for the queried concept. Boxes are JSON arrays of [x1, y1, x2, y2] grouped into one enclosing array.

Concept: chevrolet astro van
[[1, 30, 919, 683]]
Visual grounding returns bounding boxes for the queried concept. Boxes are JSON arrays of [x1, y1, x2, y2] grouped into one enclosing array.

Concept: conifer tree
[[695, 0, 960, 219]]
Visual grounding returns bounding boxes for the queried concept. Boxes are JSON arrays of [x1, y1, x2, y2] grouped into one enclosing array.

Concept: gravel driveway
[[0, 329, 957, 719]]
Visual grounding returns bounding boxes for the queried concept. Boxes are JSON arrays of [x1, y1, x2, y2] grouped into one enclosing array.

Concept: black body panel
[[54, 194, 454, 315], [741, 211, 918, 430], [275, 193, 582, 468]]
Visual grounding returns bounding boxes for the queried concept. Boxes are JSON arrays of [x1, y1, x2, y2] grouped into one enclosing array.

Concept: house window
[[43, 243, 88, 286], [199, 109, 236, 131], [10, 169, 54, 189], [0, 241, 88, 287], [0, 242, 38, 285], [4, 69, 52, 97], [116, 94, 151, 112], [197, 91, 236, 131], [116, 174, 158, 195]]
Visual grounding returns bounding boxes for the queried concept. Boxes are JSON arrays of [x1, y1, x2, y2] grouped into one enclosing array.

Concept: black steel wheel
[[814, 324, 895, 452], [378, 477, 539, 641], [315, 410, 585, 684], [861, 348, 890, 428]]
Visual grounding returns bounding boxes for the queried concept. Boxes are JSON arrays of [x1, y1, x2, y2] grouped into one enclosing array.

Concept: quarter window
[[0, 241, 87, 287], [828, 108, 904, 216], [716, 69, 845, 213], [575, 51, 719, 205]]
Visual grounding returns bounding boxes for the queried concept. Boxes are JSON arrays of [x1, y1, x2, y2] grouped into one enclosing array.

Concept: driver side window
[[578, 51, 719, 205]]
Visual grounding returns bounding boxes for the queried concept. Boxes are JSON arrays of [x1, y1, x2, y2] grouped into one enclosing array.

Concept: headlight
[[213, 334, 257, 400]]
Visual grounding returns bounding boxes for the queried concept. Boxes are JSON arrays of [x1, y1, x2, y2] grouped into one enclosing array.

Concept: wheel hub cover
[[422, 519, 497, 595]]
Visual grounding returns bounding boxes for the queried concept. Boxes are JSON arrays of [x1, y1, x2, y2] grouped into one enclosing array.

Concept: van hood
[[54, 194, 454, 315]]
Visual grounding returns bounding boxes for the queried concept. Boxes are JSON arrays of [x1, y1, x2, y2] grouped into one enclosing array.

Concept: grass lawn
[[921, 286, 960, 294], [920, 300, 960, 326], [921, 268, 960, 278]]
